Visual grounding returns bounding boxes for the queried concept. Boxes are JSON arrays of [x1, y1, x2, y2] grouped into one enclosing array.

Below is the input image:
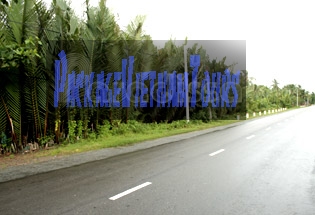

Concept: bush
[[38, 135, 54, 146], [68, 120, 77, 143], [97, 120, 111, 138], [88, 131, 97, 140], [77, 120, 83, 139]]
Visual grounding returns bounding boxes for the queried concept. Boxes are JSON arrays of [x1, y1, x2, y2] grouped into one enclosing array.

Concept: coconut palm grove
[[1, 0, 314, 155]]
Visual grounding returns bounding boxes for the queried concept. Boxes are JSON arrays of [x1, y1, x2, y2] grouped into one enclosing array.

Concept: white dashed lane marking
[[109, 182, 152, 200], [209, 149, 225, 157], [246, 135, 255, 140]]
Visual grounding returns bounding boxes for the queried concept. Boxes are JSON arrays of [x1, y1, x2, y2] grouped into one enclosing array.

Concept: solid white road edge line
[[246, 135, 255, 140], [109, 182, 152, 200], [209, 149, 225, 156]]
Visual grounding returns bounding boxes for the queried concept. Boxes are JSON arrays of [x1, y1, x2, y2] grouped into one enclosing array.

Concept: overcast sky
[[44, 0, 315, 92]]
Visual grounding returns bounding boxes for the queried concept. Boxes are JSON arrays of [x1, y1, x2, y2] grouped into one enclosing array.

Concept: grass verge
[[35, 120, 239, 158]]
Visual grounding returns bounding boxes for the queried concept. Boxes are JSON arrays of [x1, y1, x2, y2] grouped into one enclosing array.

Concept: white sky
[[43, 0, 315, 93]]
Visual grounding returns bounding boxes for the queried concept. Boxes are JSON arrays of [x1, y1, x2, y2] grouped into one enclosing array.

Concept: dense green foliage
[[0, 0, 312, 154], [246, 78, 314, 113]]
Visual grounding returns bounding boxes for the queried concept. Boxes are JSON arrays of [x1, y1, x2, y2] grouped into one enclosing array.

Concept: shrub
[[68, 120, 77, 143], [98, 120, 111, 138], [77, 120, 83, 139]]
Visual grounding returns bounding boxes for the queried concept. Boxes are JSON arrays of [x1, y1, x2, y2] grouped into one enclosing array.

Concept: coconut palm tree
[[0, 0, 45, 151], [271, 79, 280, 108]]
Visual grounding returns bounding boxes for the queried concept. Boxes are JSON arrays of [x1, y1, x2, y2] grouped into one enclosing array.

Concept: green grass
[[31, 106, 309, 159], [35, 120, 239, 158]]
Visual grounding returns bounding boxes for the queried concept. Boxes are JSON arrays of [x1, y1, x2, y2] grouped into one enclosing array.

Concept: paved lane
[[1, 106, 315, 215]]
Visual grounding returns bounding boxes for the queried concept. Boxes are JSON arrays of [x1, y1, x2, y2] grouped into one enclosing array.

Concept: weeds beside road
[[0, 120, 238, 169]]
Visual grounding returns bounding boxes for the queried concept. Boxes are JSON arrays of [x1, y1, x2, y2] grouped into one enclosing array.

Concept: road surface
[[1, 106, 315, 215]]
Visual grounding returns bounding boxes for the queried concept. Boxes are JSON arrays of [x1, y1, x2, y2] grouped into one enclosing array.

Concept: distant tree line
[[246, 78, 314, 113]]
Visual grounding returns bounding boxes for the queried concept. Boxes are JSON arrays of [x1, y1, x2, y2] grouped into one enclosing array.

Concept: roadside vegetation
[[0, 120, 237, 168], [246, 78, 314, 114], [1, 0, 314, 159], [35, 120, 237, 157]]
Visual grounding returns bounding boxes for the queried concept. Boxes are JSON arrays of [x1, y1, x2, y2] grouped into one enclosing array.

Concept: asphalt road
[[1, 106, 315, 215]]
